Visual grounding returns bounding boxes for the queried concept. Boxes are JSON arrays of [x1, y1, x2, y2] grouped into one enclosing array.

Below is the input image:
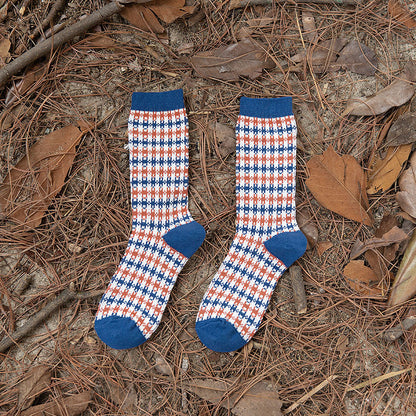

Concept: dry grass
[[1, 0, 416, 415]]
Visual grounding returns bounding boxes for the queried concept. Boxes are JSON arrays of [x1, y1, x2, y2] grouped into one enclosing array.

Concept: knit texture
[[196, 97, 306, 352], [95, 90, 205, 350]]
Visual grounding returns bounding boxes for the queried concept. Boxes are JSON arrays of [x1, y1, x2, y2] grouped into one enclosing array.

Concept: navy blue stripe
[[131, 89, 184, 112], [239, 96, 293, 118]]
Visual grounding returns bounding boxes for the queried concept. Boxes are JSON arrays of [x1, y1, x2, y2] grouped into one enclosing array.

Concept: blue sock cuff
[[239, 96, 293, 118], [131, 89, 185, 112]]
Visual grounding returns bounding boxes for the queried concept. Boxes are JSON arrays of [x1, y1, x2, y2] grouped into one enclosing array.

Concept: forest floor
[[1, 1, 416, 415]]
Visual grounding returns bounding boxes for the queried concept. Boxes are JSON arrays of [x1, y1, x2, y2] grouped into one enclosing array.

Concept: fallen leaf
[[79, 34, 118, 49], [389, 229, 416, 306], [120, 0, 195, 33], [0, 37, 10, 66], [317, 241, 333, 256], [210, 122, 235, 158], [18, 365, 51, 410], [297, 207, 318, 249], [343, 260, 383, 296], [396, 151, 416, 219], [154, 353, 172, 375], [367, 144, 412, 194], [306, 145, 372, 225], [365, 249, 387, 281], [149, 0, 195, 24], [191, 38, 275, 81], [5, 64, 48, 107], [376, 213, 401, 262], [121, 3, 165, 33], [388, 0, 416, 29], [0, 126, 83, 229], [385, 112, 416, 146], [335, 334, 348, 358], [107, 380, 138, 413], [343, 61, 416, 116], [20, 391, 92, 416], [350, 226, 408, 259], [186, 378, 282, 416], [290, 38, 348, 73], [336, 39, 378, 75], [290, 38, 377, 75]]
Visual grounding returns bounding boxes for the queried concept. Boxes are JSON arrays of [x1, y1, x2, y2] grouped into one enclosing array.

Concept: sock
[[196, 96, 307, 352], [95, 89, 205, 349]]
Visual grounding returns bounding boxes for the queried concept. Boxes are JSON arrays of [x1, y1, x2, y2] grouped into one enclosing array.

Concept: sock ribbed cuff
[[131, 89, 185, 112], [239, 96, 293, 118]]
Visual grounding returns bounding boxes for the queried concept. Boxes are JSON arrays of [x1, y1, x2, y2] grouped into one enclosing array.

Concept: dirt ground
[[1, 0, 416, 415]]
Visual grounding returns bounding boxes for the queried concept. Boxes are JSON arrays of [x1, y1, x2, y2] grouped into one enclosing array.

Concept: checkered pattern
[[95, 103, 198, 345], [196, 103, 305, 350]]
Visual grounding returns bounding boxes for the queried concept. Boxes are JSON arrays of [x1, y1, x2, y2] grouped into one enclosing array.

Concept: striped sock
[[196, 96, 307, 352], [95, 90, 205, 350]]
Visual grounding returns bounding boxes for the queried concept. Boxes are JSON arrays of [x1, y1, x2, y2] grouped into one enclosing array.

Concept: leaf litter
[[396, 151, 416, 220]]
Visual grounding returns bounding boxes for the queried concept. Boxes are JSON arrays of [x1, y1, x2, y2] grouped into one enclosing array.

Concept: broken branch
[[289, 265, 307, 314]]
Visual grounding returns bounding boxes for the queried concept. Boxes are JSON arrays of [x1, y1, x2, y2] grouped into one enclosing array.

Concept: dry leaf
[[297, 207, 318, 249], [290, 38, 377, 75], [80, 34, 118, 49], [306, 145, 372, 225], [336, 39, 378, 75], [365, 249, 386, 282], [20, 391, 92, 416], [388, 0, 416, 28], [191, 38, 275, 81], [343, 61, 416, 116], [5, 64, 48, 107], [376, 214, 402, 261], [396, 151, 416, 219], [154, 353, 172, 375], [335, 334, 348, 358], [120, 0, 194, 33], [18, 365, 51, 410], [317, 241, 333, 256], [0, 126, 83, 229], [367, 144, 412, 194], [343, 260, 383, 296], [121, 3, 165, 33], [385, 112, 416, 146], [210, 122, 235, 158], [186, 378, 282, 416], [389, 229, 416, 306], [107, 380, 138, 413], [0, 37, 10, 66], [350, 226, 408, 259]]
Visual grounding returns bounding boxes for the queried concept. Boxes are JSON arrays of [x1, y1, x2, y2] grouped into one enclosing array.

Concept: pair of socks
[[94, 89, 307, 352]]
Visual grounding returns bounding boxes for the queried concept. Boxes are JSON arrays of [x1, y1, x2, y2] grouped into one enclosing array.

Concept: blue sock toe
[[196, 318, 247, 352], [94, 316, 147, 350]]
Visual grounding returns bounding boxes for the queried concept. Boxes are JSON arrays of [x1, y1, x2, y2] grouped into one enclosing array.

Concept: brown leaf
[[343, 260, 383, 296], [20, 391, 92, 416], [290, 38, 348, 73], [389, 229, 416, 306], [186, 378, 282, 416], [350, 226, 408, 259], [336, 39, 378, 76], [80, 34, 118, 49], [149, 0, 195, 24], [0, 125, 83, 229], [290, 38, 377, 75], [367, 144, 412, 194], [0, 37, 10, 66], [107, 380, 138, 413], [18, 365, 51, 410], [396, 151, 416, 219], [343, 61, 416, 116], [376, 214, 401, 262], [388, 0, 416, 28], [191, 38, 275, 81], [210, 122, 235, 158], [385, 112, 416, 146], [297, 207, 318, 249], [317, 241, 333, 256], [120, 3, 165, 33], [305, 145, 372, 225], [365, 249, 386, 281]]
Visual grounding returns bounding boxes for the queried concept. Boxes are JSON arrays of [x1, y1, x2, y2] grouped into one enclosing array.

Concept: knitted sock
[[95, 90, 205, 350], [196, 97, 307, 352]]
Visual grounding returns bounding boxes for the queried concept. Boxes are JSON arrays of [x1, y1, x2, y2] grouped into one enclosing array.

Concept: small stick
[[229, 0, 360, 9], [289, 265, 307, 315], [30, 0, 68, 40], [284, 375, 338, 413], [346, 368, 411, 392], [383, 315, 416, 342], [0, 0, 127, 88], [0, 288, 102, 353]]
